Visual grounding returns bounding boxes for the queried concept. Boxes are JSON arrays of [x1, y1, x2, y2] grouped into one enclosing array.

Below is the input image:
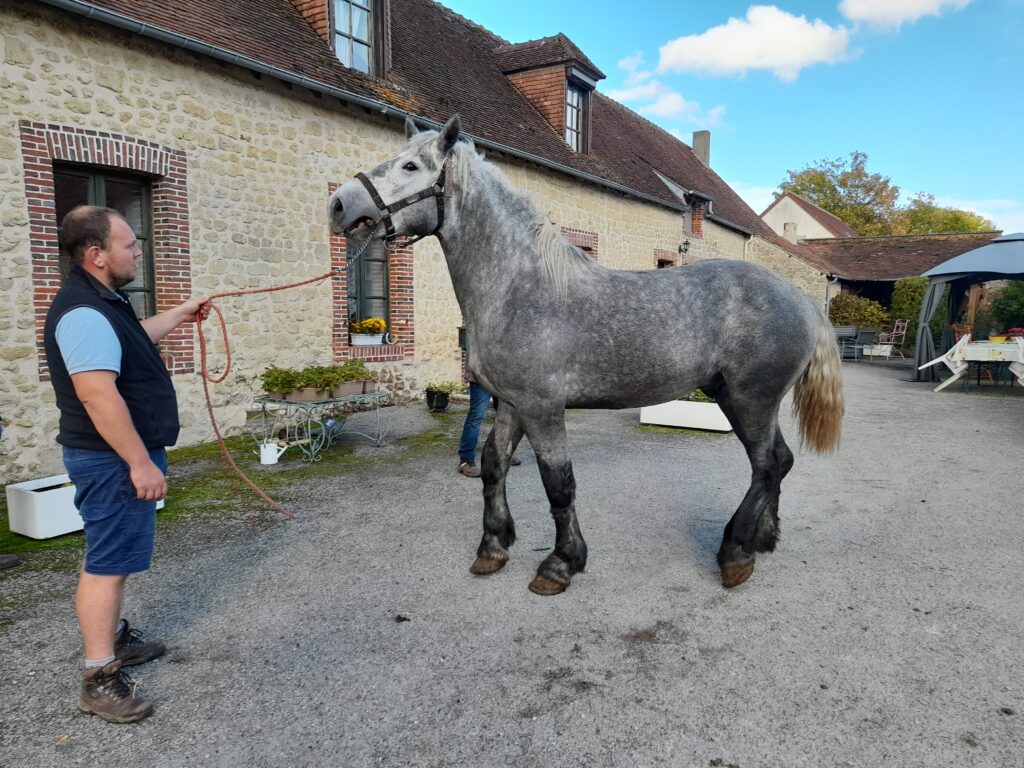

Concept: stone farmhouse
[[2, 0, 833, 481]]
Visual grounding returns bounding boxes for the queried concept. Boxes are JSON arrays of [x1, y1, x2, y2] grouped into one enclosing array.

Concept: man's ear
[[405, 116, 420, 139], [439, 114, 461, 154]]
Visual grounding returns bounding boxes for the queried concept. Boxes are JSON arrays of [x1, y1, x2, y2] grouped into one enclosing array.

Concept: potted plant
[[333, 360, 367, 396], [1007, 327, 1024, 339], [424, 380, 461, 412], [349, 317, 387, 346], [260, 365, 305, 400], [639, 389, 732, 432]]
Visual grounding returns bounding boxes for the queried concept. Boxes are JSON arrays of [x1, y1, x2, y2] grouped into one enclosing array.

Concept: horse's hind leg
[[520, 410, 587, 596], [469, 402, 523, 576], [709, 384, 794, 589]]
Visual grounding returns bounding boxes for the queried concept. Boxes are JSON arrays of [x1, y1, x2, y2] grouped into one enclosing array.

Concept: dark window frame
[[54, 164, 157, 318], [332, 0, 386, 75], [347, 237, 390, 326]]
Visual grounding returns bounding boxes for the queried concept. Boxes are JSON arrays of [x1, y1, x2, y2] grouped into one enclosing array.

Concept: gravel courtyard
[[1, 362, 1021, 768]]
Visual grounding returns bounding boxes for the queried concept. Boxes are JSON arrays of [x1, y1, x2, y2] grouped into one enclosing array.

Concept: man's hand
[[177, 296, 212, 324], [141, 296, 212, 343], [130, 459, 167, 501]]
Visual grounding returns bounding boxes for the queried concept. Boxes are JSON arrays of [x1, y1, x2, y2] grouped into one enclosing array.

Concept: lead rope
[[194, 237, 377, 518]]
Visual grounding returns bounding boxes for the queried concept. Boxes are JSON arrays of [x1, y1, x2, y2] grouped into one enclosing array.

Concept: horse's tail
[[792, 310, 844, 454]]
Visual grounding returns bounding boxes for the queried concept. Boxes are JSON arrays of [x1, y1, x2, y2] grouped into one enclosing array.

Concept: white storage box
[[6, 473, 163, 540], [639, 400, 733, 432]]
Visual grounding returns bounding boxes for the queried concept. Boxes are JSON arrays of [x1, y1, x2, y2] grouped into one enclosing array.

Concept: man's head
[[60, 205, 142, 289]]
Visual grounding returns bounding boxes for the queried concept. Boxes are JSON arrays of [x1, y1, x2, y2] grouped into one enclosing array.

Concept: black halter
[[354, 157, 449, 247]]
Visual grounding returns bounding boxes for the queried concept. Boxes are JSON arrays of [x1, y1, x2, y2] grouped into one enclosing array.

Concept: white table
[[918, 336, 1024, 392]]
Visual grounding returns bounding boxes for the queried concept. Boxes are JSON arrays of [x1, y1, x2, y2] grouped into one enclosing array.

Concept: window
[[334, 0, 373, 73], [347, 237, 388, 325], [565, 83, 584, 151], [54, 166, 156, 318]]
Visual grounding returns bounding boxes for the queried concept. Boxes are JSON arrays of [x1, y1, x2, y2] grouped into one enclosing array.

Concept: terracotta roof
[[56, 0, 787, 247], [800, 232, 1002, 280], [492, 33, 605, 80], [761, 191, 859, 238]]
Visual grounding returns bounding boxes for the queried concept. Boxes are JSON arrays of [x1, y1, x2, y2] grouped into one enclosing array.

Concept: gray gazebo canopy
[[913, 232, 1024, 381]]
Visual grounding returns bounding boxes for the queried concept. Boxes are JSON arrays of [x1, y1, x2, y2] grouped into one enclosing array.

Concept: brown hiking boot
[[114, 620, 166, 667], [80, 660, 153, 723], [458, 460, 481, 477]]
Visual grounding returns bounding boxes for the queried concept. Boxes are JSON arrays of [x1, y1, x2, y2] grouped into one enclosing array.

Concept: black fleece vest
[[43, 264, 180, 450]]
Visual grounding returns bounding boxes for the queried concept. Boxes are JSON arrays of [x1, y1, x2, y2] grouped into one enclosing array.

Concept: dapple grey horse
[[328, 115, 843, 593]]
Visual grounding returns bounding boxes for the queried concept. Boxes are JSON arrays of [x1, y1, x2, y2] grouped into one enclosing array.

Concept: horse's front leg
[[521, 411, 587, 596], [469, 402, 523, 576]]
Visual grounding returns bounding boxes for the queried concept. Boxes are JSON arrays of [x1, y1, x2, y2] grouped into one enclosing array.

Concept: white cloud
[[606, 79, 726, 127], [933, 195, 1024, 234], [606, 82, 666, 102], [617, 52, 653, 86], [657, 5, 849, 82], [729, 181, 780, 215], [839, 0, 972, 30]]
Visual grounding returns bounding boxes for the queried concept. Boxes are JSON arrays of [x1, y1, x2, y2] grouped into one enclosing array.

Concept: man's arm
[[140, 296, 211, 344], [70, 371, 166, 501]]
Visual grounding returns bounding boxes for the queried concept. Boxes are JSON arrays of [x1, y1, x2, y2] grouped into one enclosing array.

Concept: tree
[[779, 153, 994, 237], [895, 194, 995, 234], [780, 151, 901, 236]]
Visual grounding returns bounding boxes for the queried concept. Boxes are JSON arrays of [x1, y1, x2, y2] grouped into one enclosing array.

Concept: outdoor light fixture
[[678, 239, 690, 255]]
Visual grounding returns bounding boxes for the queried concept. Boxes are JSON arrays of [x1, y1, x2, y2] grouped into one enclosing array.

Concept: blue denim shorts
[[62, 446, 167, 576]]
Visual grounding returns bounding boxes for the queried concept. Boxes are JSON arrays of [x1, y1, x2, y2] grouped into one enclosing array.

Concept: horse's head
[[328, 114, 462, 242]]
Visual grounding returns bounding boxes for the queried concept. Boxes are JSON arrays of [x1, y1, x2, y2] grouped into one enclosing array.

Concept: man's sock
[[85, 654, 116, 669]]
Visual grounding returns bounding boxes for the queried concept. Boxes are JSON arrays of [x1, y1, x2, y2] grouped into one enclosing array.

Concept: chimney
[[692, 130, 710, 167], [783, 222, 798, 243], [290, 1, 331, 45]]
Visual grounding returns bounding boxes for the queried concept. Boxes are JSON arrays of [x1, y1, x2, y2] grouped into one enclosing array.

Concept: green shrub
[[828, 292, 890, 330], [889, 277, 927, 345], [991, 281, 1024, 330]]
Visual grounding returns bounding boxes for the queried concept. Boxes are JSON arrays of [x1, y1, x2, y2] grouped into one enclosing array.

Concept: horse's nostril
[[331, 197, 344, 216]]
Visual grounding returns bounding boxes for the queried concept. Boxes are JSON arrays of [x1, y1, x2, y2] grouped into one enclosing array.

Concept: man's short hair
[[60, 206, 123, 265]]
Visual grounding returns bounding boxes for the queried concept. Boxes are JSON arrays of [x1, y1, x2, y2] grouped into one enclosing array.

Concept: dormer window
[[334, 0, 373, 73], [565, 83, 584, 151]]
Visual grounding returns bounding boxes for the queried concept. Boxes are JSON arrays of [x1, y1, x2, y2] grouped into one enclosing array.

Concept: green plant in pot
[[261, 365, 302, 398], [424, 380, 461, 412]]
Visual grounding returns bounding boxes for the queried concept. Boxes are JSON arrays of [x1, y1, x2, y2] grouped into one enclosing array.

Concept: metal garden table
[[252, 389, 392, 462]]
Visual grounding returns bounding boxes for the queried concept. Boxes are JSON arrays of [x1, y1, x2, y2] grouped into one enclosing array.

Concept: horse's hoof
[[470, 556, 508, 575], [720, 560, 754, 589], [528, 574, 567, 596]]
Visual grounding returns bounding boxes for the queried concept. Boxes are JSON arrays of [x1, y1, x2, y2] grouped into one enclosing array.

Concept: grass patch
[[638, 424, 730, 438]]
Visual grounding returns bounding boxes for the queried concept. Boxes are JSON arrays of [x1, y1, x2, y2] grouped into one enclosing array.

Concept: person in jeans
[[44, 205, 209, 723], [457, 376, 521, 477]]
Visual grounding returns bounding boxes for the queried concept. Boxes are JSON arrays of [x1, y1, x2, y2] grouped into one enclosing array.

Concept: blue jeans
[[63, 446, 167, 575], [458, 382, 491, 464]]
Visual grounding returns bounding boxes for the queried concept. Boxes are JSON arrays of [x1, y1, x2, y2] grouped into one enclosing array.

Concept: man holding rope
[[44, 205, 210, 723]]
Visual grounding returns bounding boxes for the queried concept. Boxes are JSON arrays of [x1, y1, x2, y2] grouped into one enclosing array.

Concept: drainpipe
[[824, 275, 839, 313], [37, 0, 686, 213]]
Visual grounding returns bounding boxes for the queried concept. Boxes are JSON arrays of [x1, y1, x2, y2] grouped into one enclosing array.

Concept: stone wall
[[0, 4, 683, 482]]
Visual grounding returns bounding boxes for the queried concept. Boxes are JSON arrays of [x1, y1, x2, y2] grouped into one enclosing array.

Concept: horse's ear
[[404, 116, 420, 139], [439, 114, 461, 154]]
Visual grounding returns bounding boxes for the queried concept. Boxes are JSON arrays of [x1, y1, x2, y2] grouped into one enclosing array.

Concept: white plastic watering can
[[258, 440, 288, 465]]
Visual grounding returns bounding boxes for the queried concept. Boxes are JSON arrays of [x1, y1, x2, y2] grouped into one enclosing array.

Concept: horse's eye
[[403, 162, 418, 172]]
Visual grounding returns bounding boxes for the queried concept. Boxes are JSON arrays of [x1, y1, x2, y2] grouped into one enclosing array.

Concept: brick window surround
[[20, 121, 192, 379], [561, 226, 598, 259], [654, 249, 677, 268], [328, 183, 414, 363]]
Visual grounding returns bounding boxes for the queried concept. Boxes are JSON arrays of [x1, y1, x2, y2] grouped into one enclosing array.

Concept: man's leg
[[77, 571, 126, 662], [458, 382, 491, 475]]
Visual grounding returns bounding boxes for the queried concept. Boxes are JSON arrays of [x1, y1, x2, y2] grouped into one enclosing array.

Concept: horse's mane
[[447, 140, 594, 303]]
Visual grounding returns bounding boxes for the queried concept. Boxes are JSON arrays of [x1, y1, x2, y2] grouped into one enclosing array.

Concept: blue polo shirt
[[55, 307, 122, 375]]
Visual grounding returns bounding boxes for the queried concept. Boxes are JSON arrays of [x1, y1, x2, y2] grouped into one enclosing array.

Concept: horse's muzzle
[[327, 182, 379, 236]]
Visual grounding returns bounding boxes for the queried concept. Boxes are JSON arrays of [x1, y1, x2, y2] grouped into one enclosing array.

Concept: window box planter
[[350, 333, 384, 346], [6, 473, 163, 540], [639, 400, 733, 432]]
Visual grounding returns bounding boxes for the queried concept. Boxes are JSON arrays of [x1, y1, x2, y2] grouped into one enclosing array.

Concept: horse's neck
[[439, 173, 541, 317]]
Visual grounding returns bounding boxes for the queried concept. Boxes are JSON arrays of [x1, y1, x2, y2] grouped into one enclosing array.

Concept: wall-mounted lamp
[[678, 239, 690, 255]]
